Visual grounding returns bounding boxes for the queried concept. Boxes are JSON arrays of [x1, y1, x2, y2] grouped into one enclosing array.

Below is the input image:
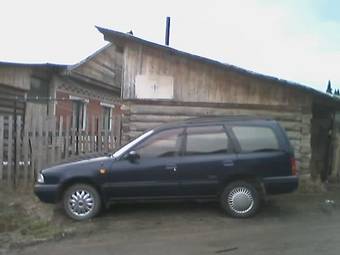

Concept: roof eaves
[[0, 61, 67, 69]]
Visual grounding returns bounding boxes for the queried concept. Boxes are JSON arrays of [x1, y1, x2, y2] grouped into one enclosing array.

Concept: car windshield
[[112, 130, 154, 158]]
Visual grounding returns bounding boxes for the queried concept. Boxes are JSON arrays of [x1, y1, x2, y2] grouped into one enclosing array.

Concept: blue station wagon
[[35, 117, 298, 220]]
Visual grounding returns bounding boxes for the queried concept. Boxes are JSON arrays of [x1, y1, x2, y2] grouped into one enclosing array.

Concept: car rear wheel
[[220, 181, 260, 218], [63, 184, 101, 221]]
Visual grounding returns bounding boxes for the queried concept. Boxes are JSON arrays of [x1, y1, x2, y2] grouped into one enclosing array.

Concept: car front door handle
[[165, 165, 177, 171], [223, 160, 234, 167]]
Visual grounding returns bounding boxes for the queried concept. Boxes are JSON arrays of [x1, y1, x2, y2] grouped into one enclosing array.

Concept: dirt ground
[[3, 187, 340, 255]]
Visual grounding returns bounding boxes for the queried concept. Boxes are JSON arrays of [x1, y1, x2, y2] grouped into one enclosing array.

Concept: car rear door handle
[[165, 165, 177, 172], [223, 160, 234, 167]]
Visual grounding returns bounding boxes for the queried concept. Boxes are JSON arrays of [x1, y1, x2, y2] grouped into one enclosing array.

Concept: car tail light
[[290, 157, 297, 176]]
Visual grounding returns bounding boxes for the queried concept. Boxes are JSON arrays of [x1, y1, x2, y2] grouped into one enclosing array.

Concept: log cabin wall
[[120, 42, 313, 175]]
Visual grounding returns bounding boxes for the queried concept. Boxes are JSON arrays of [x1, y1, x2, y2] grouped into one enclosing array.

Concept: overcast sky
[[1, 0, 339, 92]]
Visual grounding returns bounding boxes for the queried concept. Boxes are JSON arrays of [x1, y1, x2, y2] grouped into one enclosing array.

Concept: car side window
[[184, 125, 229, 156], [133, 128, 184, 159], [231, 125, 279, 152]]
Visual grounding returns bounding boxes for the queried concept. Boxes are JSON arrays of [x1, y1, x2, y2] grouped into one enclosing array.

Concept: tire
[[63, 184, 101, 221], [220, 181, 260, 218]]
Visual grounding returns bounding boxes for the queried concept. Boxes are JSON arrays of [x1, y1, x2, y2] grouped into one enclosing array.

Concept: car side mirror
[[126, 151, 140, 162]]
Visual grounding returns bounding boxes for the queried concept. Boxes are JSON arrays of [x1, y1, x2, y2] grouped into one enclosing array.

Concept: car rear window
[[231, 126, 279, 152], [185, 126, 229, 155]]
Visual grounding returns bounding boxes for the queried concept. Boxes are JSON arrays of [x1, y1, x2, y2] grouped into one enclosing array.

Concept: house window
[[102, 106, 112, 130], [70, 96, 88, 130], [100, 102, 115, 130]]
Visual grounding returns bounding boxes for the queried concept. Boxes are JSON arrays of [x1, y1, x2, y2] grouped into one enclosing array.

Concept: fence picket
[[65, 116, 70, 159], [0, 116, 3, 181], [57, 116, 63, 162], [15, 116, 21, 186], [98, 115, 102, 153], [23, 118, 29, 186], [7, 116, 13, 187], [90, 116, 95, 152], [0, 113, 122, 188], [51, 117, 56, 164]]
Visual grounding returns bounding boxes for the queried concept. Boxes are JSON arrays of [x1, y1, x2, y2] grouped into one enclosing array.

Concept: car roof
[[153, 116, 276, 131]]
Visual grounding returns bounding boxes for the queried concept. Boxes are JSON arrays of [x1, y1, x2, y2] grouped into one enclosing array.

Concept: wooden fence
[[0, 114, 121, 189]]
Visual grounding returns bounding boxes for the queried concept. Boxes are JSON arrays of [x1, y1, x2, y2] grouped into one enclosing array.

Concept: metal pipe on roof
[[165, 17, 171, 46]]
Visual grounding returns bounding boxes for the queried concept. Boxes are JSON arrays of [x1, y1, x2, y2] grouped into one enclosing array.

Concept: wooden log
[[128, 104, 303, 122]]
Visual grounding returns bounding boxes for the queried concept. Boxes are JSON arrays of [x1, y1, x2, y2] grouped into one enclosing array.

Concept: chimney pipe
[[165, 17, 170, 46]]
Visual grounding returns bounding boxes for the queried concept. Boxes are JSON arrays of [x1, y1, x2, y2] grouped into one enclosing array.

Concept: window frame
[[124, 127, 186, 160], [102, 106, 112, 131], [181, 124, 233, 156], [226, 123, 283, 154]]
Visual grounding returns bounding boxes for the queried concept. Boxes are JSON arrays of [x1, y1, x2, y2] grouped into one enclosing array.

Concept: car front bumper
[[34, 184, 60, 204]]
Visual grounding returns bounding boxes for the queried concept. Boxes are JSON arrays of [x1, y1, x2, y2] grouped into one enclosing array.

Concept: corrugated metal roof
[[96, 26, 338, 103]]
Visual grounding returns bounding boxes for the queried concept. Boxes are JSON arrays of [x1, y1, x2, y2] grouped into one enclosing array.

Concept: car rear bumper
[[263, 176, 298, 194], [34, 184, 59, 204]]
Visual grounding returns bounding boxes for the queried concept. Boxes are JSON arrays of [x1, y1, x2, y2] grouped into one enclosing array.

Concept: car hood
[[41, 154, 113, 174]]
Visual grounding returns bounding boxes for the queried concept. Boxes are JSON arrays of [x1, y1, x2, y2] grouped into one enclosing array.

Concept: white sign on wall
[[135, 74, 174, 99]]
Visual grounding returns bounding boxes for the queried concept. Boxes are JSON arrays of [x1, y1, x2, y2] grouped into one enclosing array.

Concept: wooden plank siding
[[68, 44, 123, 92], [122, 42, 312, 108], [121, 101, 312, 175]]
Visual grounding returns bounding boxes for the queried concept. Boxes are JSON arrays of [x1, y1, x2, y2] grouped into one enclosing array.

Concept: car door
[[104, 128, 184, 200], [177, 125, 237, 197], [228, 123, 291, 178]]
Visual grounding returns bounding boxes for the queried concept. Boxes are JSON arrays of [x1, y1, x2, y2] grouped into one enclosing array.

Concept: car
[[34, 116, 298, 220]]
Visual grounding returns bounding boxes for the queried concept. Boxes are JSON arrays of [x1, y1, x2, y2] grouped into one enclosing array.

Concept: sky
[[1, 0, 339, 92]]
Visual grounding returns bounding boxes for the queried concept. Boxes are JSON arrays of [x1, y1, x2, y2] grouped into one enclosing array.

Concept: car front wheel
[[63, 184, 101, 220], [220, 181, 260, 218]]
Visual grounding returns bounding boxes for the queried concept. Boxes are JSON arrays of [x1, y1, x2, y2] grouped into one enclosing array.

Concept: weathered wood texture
[[0, 85, 26, 115], [69, 44, 123, 91], [122, 42, 312, 108], [0, 66, 31, 90], [121, 101, 312, 174], [0, 114, 122, 189]]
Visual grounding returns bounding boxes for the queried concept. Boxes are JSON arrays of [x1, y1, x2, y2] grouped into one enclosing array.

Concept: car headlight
[[37, 173, 45, 184]]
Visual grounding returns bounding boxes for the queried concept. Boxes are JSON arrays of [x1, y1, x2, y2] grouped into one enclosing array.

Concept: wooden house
[[97, 26, 340, 183], [0, 43, 123, 132]]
